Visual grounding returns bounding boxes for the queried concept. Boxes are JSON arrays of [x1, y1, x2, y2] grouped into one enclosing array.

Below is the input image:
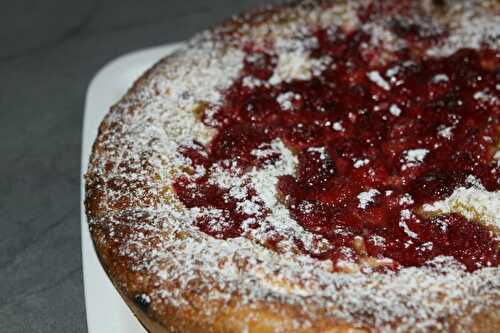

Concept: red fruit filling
[[174, 20, 499, 272]]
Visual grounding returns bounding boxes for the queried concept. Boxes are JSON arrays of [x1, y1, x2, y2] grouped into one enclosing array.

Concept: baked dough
[[85, 1, 500, 332]]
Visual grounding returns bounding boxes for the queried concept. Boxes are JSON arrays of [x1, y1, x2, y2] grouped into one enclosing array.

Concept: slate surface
[[0, 1, 278, 331]]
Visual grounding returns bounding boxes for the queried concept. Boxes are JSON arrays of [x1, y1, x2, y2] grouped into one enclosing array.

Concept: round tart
[[85, 1, 500, 332]]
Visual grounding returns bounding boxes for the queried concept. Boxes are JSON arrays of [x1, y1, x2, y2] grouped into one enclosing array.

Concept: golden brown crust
[[85, 1, 500, 332], [89, 212, 373, 333]]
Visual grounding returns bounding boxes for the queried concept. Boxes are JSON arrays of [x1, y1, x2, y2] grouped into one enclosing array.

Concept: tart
[[85, 0, 500, 332]]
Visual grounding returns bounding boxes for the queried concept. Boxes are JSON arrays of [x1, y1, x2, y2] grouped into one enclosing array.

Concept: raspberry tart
[[85, 1, 500, 332]]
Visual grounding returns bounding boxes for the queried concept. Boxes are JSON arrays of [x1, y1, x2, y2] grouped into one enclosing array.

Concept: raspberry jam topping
[[174, 24, 499, 272]]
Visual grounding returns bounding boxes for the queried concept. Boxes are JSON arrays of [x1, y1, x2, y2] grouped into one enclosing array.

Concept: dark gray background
[[0, 1, 278, 331]]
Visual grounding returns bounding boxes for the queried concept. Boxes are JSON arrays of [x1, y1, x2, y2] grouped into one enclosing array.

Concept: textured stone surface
[[0, 0, 277, 331]]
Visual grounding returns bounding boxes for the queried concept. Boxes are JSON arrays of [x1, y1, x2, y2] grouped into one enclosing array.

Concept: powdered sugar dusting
[[268, 50, 330, 85], [367, 70, 391, 91], [357, 188, 380, 209], [203, 139, 330, 254], [427, 1, 500, 56], [389, 104, 402, 117], [399, 210, 419, 239], [277, 91, 301, 111], [422, 176, 500, 234], [401, 149, 429, 171], [86, 1, 500, 332]]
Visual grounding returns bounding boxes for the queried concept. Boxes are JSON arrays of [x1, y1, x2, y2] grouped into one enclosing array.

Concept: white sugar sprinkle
[[367, 71, 391, 91], [432, 74, 449, 83], [401, 149, 429, 171], [437, 125, 454, 139], [85, 1, 500, 331], [422, 177, 500, 233], [357, 189, 380, 209], [332, 121, 345, 132], [389, 104, 402, 117], [353, 158, 370, 169], [277, 91, 301, 111]]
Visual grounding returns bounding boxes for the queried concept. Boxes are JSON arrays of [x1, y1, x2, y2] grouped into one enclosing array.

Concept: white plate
[[80, 43, 183, 333]]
